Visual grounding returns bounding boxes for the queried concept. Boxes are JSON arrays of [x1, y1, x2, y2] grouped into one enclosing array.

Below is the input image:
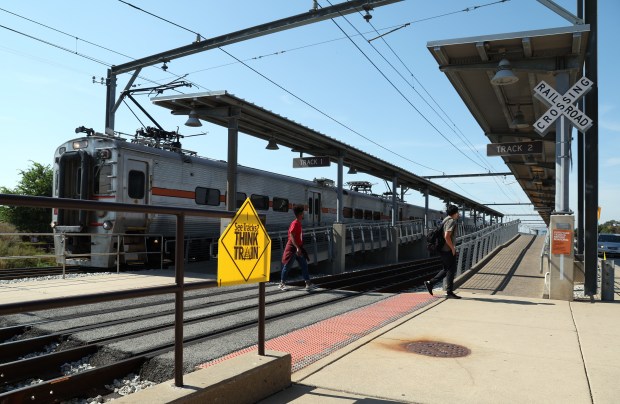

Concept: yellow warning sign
[[218, 198, 271, 286]]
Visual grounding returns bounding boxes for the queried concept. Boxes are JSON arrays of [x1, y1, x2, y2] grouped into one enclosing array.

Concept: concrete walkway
[[262, 292, 619, 404]]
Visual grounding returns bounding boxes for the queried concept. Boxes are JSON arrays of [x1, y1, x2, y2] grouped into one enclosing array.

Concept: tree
[[0, 161, 53, 233], [598, 220, 620, 234]]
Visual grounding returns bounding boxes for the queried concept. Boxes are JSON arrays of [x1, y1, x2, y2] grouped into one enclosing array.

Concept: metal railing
[[454, 221, 519, 277], [0, 193, 236, 387], [0, 231, 56, 268], [55, 232, 165, 275]]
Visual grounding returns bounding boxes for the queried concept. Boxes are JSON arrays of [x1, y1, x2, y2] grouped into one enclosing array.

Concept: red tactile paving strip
[[198, 293, 437, 372]]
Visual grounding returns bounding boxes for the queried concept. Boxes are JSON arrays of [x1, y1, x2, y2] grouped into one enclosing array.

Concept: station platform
[[1, 235, 619, 403], [258, 235, 620, 404]]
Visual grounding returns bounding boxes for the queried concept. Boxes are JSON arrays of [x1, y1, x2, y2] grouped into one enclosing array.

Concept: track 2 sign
[[533, 77, 594, 136], [218, 198, 271, 286]]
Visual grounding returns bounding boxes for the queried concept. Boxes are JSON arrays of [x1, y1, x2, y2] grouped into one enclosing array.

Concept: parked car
[[597, 233, 620, 258]]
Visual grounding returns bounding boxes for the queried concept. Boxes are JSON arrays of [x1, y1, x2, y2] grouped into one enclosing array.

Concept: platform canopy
[[152, 91, 503, 219], [427, 25, 590, 224]]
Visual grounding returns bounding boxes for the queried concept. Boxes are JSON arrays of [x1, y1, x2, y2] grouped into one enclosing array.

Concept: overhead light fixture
[[490, 58, 519, 86], [524, 155, 537, 165], [512, 106, 529, 129], [347, 166, 358, 174], [185, 109, 202, 127], [265, 138, 279, 150]]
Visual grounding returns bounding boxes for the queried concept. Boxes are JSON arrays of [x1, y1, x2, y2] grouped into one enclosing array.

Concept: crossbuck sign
[[533, 77, 594, 136]]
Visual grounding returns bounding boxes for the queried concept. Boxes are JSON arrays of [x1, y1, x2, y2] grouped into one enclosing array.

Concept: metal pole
[[554, 72, 570, 213], [584, 0, 598, 296], [117, 235, 120, 274], [226, 108, 240, 212], [174, 214, 185, 387], [258, 282, 266, 355], [62, 234, 66, 279], [577, 0, 585, 255], [391, 175, 398, 226], [337, 155, 343, 223], [104, 69, 116, 131], [424, 187, 429, 229]]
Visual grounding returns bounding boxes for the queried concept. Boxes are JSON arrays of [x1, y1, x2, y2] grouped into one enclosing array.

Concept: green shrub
[[0, 222, 55, 269]]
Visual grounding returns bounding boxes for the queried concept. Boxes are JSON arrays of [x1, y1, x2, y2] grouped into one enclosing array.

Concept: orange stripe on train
[[152, 187, 195, 199]]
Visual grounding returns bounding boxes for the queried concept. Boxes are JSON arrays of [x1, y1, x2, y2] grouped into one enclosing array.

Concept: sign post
[[532, 75, 594, 301]]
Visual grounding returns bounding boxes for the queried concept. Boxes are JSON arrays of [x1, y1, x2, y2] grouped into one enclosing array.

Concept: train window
[[250, 194, 269, 211], [364, 210, 372, 220], [308, 198, 313, 214], [273, 197, 289, 212], [128, 170, 145, 199], [195, 187, 220, 206], [343, 207, 353, 219], [354, 209, 363, 219], [373, 211, 381, 221], [236, 192, 246, 209], [224, 192, 247, 208], [94, 164, 113, 194]]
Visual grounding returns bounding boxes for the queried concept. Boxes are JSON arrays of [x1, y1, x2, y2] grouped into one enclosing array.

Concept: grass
[[0, 222, 56, 269]]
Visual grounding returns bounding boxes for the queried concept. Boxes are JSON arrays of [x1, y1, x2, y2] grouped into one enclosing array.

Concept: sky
[[1, 0, 618, 231]]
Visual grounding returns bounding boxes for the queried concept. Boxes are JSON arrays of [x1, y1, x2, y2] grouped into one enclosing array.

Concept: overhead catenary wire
[[116, 0, 443, 173], [324, 0, 488, 170], [351, 1, 524, 204], [0, 6, 211, 92], [2, 2, 526, 215]]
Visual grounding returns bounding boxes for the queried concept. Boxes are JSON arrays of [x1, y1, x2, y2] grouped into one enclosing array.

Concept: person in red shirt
[[279, 205, 316, 291]]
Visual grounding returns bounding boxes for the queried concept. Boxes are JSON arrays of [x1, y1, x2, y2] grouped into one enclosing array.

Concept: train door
[[308, 191, 321, 227], [124, 159, 148, 229]]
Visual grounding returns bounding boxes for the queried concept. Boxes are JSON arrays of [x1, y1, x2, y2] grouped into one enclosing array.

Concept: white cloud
[[604, 157, 620, 167]]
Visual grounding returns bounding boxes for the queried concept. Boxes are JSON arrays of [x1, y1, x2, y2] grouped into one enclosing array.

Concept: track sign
[[218, 198, 271, 286], [487, 141, 543, 156], [293, 156, 331, 168]]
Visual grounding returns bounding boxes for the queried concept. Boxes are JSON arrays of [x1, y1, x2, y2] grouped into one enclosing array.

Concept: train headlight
[[50, 221, 57, 229], [73, 140, 88, 149], [102, 220, 114, 230], [96, 149, 111, 159]]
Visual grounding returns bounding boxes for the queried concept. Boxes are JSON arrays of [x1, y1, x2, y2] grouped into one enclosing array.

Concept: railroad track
[[0, 266, 91, 281], [0, 258, 441, 402]]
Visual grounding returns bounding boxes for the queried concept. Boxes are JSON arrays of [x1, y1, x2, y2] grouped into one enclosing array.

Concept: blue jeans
[[281, 253, 310, 283]]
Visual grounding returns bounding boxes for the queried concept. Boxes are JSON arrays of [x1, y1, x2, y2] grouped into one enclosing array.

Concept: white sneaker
[[305, 282, 317, 291], [278, 283, 288, 291]]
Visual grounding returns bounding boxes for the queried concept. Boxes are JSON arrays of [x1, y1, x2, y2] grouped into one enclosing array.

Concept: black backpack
[[426, 221, 446, 255]]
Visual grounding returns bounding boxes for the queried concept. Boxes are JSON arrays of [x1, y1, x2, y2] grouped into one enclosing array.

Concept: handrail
[[0, 193, 236, 387]]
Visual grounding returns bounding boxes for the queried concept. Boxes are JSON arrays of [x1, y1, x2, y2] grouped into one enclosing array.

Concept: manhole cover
[[404, 341, 471, 358]]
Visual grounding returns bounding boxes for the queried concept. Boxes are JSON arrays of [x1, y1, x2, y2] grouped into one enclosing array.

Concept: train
[[51, 127, 453, 268]]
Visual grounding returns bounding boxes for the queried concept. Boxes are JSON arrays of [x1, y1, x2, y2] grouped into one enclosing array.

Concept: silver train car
[[51, 129, 449, 268]]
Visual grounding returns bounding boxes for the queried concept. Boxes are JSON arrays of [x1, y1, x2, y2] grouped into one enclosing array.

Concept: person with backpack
[[424, 204, 462, 299]]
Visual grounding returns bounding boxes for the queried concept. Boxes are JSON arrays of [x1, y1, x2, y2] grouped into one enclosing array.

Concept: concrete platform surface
[[262, 292, 620, 404]]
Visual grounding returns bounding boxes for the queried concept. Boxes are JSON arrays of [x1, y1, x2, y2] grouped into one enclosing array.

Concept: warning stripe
[[198, 293, 437, 372]]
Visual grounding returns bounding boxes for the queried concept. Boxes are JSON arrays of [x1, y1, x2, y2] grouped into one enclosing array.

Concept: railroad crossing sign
[[533, 77, 594, 136], [218, 198, 271, 286]]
